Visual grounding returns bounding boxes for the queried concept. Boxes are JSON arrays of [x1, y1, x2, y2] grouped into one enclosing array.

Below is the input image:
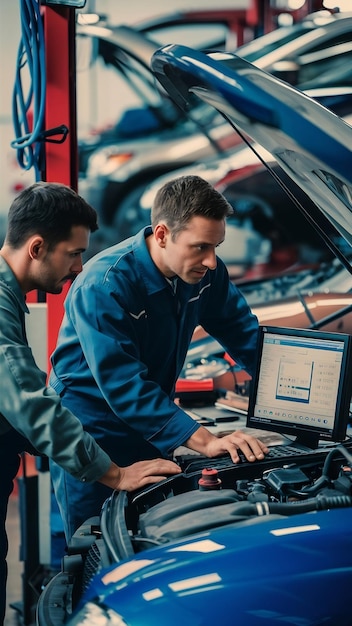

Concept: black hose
[[230, 494, 352, 518]]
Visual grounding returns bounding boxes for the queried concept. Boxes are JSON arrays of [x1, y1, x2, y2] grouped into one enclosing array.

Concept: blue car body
[[76, 507, 352, 625]]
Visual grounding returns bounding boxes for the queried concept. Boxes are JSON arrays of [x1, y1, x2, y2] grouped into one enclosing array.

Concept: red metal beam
[[42, 5, 78, 365]]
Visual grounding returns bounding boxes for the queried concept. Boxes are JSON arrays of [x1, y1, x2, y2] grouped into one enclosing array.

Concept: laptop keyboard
[[179, 444, 325, 474], [265, 444, 312, 459]]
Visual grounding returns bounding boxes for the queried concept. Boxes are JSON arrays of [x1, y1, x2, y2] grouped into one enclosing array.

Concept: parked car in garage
[[37, 41, 352, 626], [78, 11, 352, 256]]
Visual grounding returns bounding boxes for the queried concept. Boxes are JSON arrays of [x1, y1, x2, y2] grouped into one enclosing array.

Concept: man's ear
[[154, 223, 170, 248], [28, 236, 45, 260]]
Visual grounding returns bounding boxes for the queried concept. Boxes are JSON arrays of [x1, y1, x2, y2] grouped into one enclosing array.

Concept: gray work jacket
[[0, 255, 111, 482]]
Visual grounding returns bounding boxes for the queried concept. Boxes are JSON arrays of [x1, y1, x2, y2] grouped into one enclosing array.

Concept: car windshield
[[237, 13, 352, 72], [236, 21, 316, 62], [289, 41, 352, 87]]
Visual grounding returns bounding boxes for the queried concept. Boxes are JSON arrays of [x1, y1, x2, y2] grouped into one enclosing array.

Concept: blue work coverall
[[50, 227, 259, 538]]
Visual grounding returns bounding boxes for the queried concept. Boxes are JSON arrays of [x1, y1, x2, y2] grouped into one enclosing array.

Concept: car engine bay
[[36, 438, 352, 626], [75, 445, 352, 582]]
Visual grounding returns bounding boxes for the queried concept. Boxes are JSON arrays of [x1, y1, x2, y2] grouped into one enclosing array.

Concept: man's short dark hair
[[5, 182, 98, 249], [151, 175, 233, 239]]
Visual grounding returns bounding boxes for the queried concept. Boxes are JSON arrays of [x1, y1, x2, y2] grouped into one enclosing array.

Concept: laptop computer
[[179, 325, 352, 473]]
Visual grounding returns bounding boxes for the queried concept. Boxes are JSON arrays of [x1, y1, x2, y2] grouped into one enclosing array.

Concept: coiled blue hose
[[11, 0, 46, 180]]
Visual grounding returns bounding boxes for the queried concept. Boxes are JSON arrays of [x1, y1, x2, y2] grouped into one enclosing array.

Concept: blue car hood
[[151, 45, 352, 274], [80, 508, 352, 625]]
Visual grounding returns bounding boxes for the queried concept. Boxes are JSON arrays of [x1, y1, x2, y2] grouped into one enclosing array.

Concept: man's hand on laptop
[[185, 426, 269, 463]]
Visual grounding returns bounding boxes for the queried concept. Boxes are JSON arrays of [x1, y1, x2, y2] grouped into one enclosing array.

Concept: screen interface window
[[254, 332, 345, 432]]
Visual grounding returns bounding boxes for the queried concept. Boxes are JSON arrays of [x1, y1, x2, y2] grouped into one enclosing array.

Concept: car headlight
[[68, 601, 129, 625]]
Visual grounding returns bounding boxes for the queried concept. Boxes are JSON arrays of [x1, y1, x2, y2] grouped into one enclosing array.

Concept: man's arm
[[1, 341, 181, 488], [98, 458, 181, 492], [185, 426, 268, 463]]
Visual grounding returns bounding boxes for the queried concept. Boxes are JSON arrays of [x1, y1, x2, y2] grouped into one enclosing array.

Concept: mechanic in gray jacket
[[0, 182, 180, 626], [50, 175, 269, 541]]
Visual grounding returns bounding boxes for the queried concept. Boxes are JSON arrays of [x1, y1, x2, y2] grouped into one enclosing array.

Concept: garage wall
[[87, 0, 249, 24]]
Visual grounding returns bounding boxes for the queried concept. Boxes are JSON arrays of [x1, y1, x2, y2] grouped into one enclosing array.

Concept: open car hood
[[151, 45, 352, 275]]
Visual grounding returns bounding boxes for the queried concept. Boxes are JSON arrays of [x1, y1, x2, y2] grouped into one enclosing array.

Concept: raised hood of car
[[151, 45, 352, 274]]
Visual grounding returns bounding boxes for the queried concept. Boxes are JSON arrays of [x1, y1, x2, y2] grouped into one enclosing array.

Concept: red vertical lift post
[[43, 4, 78, 363], [25, 4, 77, 361]]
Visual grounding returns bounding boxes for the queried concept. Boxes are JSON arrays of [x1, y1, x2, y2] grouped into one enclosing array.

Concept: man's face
[[34, 225, 89, 294], [160, 215, 225, 284]]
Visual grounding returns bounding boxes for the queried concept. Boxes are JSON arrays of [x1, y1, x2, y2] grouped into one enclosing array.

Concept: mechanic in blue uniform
[[50, 175, 269, 540], [0, 182, 180, 626]]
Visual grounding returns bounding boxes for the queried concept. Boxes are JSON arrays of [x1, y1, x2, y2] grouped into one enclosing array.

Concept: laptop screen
[[247, 325, 352, 449]]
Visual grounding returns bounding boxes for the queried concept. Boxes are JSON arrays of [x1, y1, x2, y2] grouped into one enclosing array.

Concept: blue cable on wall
[[11, 0, 46, 181]]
